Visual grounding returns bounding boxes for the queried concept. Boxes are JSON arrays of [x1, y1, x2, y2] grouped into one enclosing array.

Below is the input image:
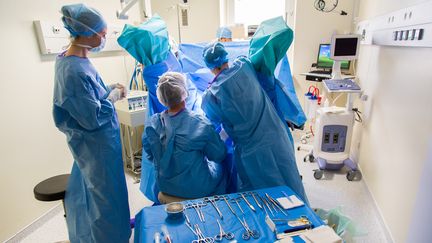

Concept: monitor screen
[[333, 38, 359, 56], [317, 44, 350, 69]]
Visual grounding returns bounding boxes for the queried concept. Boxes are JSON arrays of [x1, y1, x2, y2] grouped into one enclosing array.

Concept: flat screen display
[[317, 44, 350, 69]]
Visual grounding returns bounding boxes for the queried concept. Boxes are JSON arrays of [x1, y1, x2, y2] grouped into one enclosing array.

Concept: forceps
[[186, 202, 207, 222], [230, 197, 245, 214], [238, 217, 260, 240], [204, 196, 223, 219], [192, 224, 215, 243], [214, 219, 234, 241]]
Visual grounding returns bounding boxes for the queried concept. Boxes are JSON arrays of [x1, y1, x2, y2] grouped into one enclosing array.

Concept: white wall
[[354, 0, 432, 242], [150, 0, 220, 43], [0, 0, 140, 241]]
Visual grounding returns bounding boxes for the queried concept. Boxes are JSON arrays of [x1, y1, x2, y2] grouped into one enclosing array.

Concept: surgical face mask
[[74, 35, 106, 52]]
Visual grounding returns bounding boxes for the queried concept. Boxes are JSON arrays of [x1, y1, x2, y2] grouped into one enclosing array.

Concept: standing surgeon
[[201, 42, 308, 203], [53, 4, 131, 242]]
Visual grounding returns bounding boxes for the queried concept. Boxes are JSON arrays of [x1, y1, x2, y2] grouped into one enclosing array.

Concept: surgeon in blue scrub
[[143, 72, 227, 201], [202, 42, 309, 203], [53, 4, 131, 243], [217, 26, 232, 42]]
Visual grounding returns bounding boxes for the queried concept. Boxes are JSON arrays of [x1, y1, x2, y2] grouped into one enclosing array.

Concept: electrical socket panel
[[34, 20, 125, 55], [355, 1, 432, 47]]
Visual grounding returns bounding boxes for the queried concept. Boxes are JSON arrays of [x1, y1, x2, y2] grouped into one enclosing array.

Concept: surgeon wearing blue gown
[[201, 42, 308, 203], [216, 26, 232, 42], [53, 4, 131, 242], [143, 72, 227, 201]]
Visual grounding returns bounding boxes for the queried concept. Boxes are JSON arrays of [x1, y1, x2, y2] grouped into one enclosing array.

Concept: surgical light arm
[[117, 0, 139, 20]]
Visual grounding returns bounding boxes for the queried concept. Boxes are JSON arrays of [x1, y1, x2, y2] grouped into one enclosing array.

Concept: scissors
[[238, 217, 260, 240], [214, 219, 234, 241], [192, 224, 215, 243]]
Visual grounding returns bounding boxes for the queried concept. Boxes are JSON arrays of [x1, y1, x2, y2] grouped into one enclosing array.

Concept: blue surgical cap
[[203, 42, 229, 69], [216, 27, 232, 39], [61, 4, 107, 37]]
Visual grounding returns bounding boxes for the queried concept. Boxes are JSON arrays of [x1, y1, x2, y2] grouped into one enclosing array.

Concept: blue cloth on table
[[133, 186, 324, 243]]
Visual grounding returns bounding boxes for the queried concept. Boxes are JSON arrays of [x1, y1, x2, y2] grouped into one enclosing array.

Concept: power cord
[[352, 108, 363, 123]]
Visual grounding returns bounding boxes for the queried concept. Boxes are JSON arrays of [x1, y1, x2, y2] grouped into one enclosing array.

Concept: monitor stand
[[331, 60, 342, 79]]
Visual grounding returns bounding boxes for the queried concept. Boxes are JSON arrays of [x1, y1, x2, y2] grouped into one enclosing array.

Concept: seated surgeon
[[143, 72, 227, 202], [201, 42, 309, 203], [217, 26, 232, 42]]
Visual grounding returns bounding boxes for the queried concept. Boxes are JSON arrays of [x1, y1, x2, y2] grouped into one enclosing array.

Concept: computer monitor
[[330, 34, 360, 61], [316, 44, 350, 70]]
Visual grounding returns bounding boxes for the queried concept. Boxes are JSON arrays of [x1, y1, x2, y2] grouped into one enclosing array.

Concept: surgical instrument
[[236, 216, 260, 240], [239, 193, 256, 212], [186, 202, 207, 222], [220, 195, 236, 215], [266, 193, 288, 216], [204, 196, 223, 219], [282, 191, 293, 203], [214, 219, 234, 241], [259, 195, 274, 216], [249, 192, 262, 209], [192, 224, 215, 243], [230, 197, 245, 214]]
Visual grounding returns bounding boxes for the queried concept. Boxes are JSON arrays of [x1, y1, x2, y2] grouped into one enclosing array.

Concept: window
[[233, 0, 285, 26]]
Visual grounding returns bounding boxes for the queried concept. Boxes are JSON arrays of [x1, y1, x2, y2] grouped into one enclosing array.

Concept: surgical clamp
[[237, 216, 260, 240], [220, 195, 236, 215], [265, 193, 287, 216], [230, 197, 245, 214], [192, 224, 214, 243], [186, 202, 207, 222], [214, 219, 234, 241], [204, 196, 223, 219], [239, 193, 256, 212]]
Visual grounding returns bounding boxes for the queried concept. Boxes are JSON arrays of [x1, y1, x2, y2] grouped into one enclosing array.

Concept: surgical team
[[53, 3, 307, 243]]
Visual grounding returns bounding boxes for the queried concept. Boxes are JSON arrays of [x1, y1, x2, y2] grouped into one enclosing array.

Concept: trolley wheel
[[309, 154, 315, 162], [314, 170, 323, 180], [356, 171, 362, 181], [347, 171, 356, 181], [297, 146, 301, 151], [303, 156, 308, 162]]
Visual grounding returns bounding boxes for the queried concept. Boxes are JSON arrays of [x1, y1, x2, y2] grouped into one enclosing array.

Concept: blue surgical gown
[[201, 57, 308, 203], [53, 54, 131, 243], [143, 109, 227, 198]]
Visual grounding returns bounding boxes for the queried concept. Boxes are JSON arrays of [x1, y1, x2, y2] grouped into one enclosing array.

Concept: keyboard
[[309, 70, 332, 75]]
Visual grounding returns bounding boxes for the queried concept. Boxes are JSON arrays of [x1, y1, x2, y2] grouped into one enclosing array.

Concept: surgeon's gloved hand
[[107, 88, 123, 103], [109, 83, 127, 98]]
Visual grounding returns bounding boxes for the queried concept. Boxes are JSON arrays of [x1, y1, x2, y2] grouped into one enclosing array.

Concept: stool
[[34, 174, 70, 217], [158, 192, 190, 204]]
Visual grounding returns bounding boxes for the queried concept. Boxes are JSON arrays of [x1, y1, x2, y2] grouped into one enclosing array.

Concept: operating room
[[1, 0, 432, 242]]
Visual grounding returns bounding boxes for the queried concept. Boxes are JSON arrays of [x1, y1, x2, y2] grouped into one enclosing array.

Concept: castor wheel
[[297, 146, 301, 151], [309, 154, 315, 162], [346, 170, 360, 181], [347, 170, 357, 181], [314, 169, 323, 180]]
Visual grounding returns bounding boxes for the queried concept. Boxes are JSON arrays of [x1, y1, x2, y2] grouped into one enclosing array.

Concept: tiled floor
[[9, 134, 392, 243]]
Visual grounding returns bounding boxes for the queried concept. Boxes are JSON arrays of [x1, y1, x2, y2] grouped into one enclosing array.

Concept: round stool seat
[[34, 174, 70, 202]]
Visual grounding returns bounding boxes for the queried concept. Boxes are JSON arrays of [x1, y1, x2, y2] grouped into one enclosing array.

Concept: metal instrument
[[192, 224, 215, 243], [265, 193, 288, 216], [220, 195, 236, 215], [237, 216, 260, 240], [204, 196, 223, 219], [214, 219, 234, 241], [186, 202, 207, 222], [230, 197, 245, 214], [249, 192, 262, 209], [239, 193, 256, 212]]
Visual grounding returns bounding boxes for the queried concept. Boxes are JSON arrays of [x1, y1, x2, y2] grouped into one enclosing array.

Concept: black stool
[[34, 174, 70, 217]]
